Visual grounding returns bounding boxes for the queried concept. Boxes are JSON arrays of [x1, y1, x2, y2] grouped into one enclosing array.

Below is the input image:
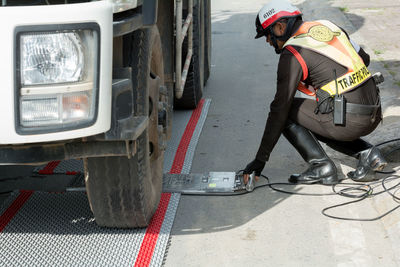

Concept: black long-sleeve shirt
[[255, 20, 378, 162]]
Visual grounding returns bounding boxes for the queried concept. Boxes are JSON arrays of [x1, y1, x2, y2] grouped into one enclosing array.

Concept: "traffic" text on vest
[[337, 66, 370, 90]]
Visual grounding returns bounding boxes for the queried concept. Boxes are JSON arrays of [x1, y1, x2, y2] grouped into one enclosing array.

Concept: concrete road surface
[[164, 0, 400, 266]]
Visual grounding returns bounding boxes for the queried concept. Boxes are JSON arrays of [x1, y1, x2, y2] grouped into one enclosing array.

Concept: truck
[[0, 0, 211, 228]]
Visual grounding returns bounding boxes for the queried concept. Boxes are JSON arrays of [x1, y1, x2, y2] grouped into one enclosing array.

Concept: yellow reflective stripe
[[321, 66, 371, 95]]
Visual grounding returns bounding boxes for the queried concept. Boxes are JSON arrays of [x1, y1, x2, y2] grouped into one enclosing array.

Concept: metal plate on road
[[163, 172, 243, 194], [0, 191, 180, 267]]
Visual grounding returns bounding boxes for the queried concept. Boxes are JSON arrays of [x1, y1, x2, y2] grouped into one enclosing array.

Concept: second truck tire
[[174, 0, 205, 109]]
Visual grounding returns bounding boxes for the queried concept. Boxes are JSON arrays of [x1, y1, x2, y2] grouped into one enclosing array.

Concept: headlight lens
[[21, 32, 84, 86], [16, 25, 99, 131]]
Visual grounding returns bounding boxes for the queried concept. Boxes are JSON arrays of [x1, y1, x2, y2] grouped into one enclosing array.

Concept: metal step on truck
[[0, 0, 211, 228]]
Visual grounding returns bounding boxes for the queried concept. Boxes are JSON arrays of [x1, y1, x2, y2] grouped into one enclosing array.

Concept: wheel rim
[[148, 30, 166, 163]]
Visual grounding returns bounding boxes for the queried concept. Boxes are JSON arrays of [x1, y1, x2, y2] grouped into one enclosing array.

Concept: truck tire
[[203, 0, 211, 85], [85, 26, 165, 228], [174, 0, 205, 109]]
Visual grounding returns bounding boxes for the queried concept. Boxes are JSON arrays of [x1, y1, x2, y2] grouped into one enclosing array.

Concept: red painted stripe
[[38, 160, 61, 175], [134, 99, 206, 266], [169, 99, 205, 174], [134, 193, 172, 267], [0, 191, 33, 232]]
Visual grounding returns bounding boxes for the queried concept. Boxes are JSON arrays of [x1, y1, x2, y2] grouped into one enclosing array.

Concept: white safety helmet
[[255, 0, 302, 39]]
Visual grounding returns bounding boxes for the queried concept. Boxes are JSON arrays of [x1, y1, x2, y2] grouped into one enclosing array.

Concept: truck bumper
[[0, 140, 133, 165]]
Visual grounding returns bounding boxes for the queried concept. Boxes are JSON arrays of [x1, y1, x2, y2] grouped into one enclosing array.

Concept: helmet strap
[[270, 34, 282, 54], [271, 17, 298, 54]]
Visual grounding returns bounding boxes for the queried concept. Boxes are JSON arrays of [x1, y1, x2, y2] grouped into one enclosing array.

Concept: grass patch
[[374, 49, 383, 55], [389, 70, 396, 76], [394, 81, 400, 88], [339, 7, 349, 12]]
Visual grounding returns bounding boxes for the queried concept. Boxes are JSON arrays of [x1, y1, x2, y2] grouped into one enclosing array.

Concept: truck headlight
[[21, 32, 84, 85], [15, 24, 100, 133]]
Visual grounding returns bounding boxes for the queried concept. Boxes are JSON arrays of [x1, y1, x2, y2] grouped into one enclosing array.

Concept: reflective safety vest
[[283, 20, 371, 96]]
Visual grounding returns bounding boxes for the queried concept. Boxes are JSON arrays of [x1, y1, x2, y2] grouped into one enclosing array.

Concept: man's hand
[[243, 159, 265, 184]]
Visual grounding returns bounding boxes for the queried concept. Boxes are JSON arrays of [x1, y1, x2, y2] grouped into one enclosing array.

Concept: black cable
[[369, 176, 400, 197], [375, 137, 400, 147], [330, 177, 400, 199], [268, 182, 337, 196], [261, 168, 400, 221], [187, 172, 396, 220], [182, 173, 400, 221], [332, 182, 372, 198], [183, 136, 400, 220], [381, 175, 400, 201], [392, 187, 400, 204], [321, 174, 400, 221], [318, 137, 400, 220], [384, 146, 400, 158], [265, 177, 400, 221], [321, 197, 400, 221]]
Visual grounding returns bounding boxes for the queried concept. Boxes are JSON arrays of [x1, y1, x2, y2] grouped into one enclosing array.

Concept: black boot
[[283, 122, 338, 185], [314, 136, 387, 182], [347, 146, 387, 182]]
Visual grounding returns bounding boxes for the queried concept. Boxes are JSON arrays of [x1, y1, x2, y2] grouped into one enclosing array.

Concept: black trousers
[[289, 97, 382, 156]]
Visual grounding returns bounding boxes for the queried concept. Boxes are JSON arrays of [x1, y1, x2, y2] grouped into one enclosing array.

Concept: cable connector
[[245, 172, 256, 192]]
